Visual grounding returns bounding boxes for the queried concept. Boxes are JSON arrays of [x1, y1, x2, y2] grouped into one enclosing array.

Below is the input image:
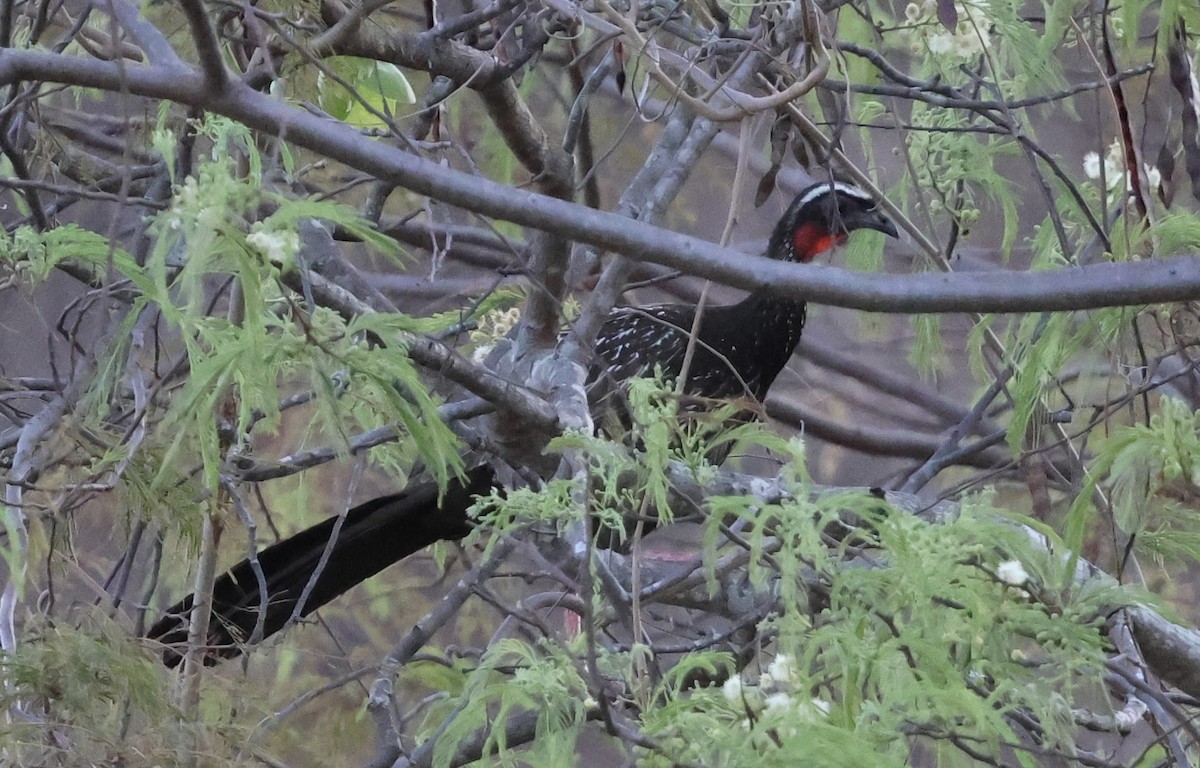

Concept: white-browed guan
[[148, 181, 898, 665]]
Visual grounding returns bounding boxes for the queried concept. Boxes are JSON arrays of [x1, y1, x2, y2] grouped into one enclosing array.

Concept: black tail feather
[[147, 465, 497, 667]]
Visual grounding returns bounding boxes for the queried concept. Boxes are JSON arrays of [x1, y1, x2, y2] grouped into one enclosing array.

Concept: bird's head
[[770, 181, 899, 263]]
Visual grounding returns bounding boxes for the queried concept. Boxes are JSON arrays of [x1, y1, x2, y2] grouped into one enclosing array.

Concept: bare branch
[[177, 0, 229, 92], [103, 0, 188, 69], [4, 52, 1200, 315]]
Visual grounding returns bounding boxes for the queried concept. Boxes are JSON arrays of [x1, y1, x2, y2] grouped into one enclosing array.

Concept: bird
[[146, 180, 898, 666]]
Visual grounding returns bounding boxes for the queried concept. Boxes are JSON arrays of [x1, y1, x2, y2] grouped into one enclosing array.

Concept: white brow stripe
[[796, 181, 872, 207]]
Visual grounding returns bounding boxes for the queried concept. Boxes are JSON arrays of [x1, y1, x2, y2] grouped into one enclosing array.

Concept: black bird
[[147, 181, 897, 666]]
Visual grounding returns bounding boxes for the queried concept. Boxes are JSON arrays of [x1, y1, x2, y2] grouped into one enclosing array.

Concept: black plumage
[[591, 179, 896, 406]]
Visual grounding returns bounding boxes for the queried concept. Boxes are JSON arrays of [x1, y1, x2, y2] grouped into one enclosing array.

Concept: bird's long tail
[[147, 464, 497, 667]]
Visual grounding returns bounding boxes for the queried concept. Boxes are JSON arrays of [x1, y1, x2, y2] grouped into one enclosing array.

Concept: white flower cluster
[[904, 1, 992, 60], [164, 176, 223, 233], [470, 306, 522, 363], [1083, 138, 1162, 193], [995, 559, 1028, 586], [721, 654, 831, 728], [246, 227, 301, 265]]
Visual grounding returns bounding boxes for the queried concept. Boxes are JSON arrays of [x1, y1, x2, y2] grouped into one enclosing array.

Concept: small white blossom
[[764, 692, 793, 716], [470, 307, 522, 363], [765, 653, 797, 686], [926, 21, 990, 58], [196, 205, 223, 231], [1083, 139, 1126, 188], [1144, 165, 1163, 191], [177, 177, 199, 207], [926, 31, 955, 55], [786, 435, 807, 460], [1083, 138, 1161, 194], [953, 23, 990, 57], [996, 559, 1029, 586], [906, 2, 993, 60], [246, 229, 301, 264], [722, 675, 744, 703], [164, 177, 200, 230]]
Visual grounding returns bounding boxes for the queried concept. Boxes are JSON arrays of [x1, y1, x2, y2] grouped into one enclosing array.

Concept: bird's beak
[[857, 208, 899, 239]]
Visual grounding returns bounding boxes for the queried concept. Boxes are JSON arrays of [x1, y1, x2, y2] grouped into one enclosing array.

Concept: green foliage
[[473, 476, 584, 546], [1072, 396, 1200, 565], [892, 0, 1072, 96], [1137, 502, 1200, 565], [1004, 307, 1122, 454], [138, 126, 453, 497], [995, 204, 1200, 475], [0, 114, 465, 759], [1117, 0, 1200, 56], [543, 374, 794, 543], [658, 505, 1113, 765], [0, 224, 122, 284], [0, 619, 175, 764], [425, 638, 591, 768], [909, 312, 946, 378], [899, 103, 1021, 256], [316, 56, 416, 129], [1151, 211, 1200, 256], [5, 0, 1193, 762], [1005, 312, 1070, 453], [842, 225, 888, 274], [1109, 210, 1200, 261], [419, 382, 1120, 766], [1, 117, 461, 523]]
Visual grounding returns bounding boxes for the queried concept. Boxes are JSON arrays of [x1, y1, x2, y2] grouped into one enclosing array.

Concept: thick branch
[[177, 0, 228, 92], [319, 0, 504, 86], [5, 53, 1200, 314], [770, 398, 1007, 469], [106, 0, 188, 68]]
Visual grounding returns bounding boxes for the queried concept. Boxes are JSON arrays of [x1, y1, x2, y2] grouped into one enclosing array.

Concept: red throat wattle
[[792, 221, 848, 262]]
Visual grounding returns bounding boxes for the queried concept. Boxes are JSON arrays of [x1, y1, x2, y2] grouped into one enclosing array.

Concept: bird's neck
[[733, 289, 807, 329]]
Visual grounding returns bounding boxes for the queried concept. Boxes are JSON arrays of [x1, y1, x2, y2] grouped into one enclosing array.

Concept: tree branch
[[279, 268, 560, 430], [177, 0, 228, 92], [4, 52, 1200, 315], [105, 0, 188, 69]]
